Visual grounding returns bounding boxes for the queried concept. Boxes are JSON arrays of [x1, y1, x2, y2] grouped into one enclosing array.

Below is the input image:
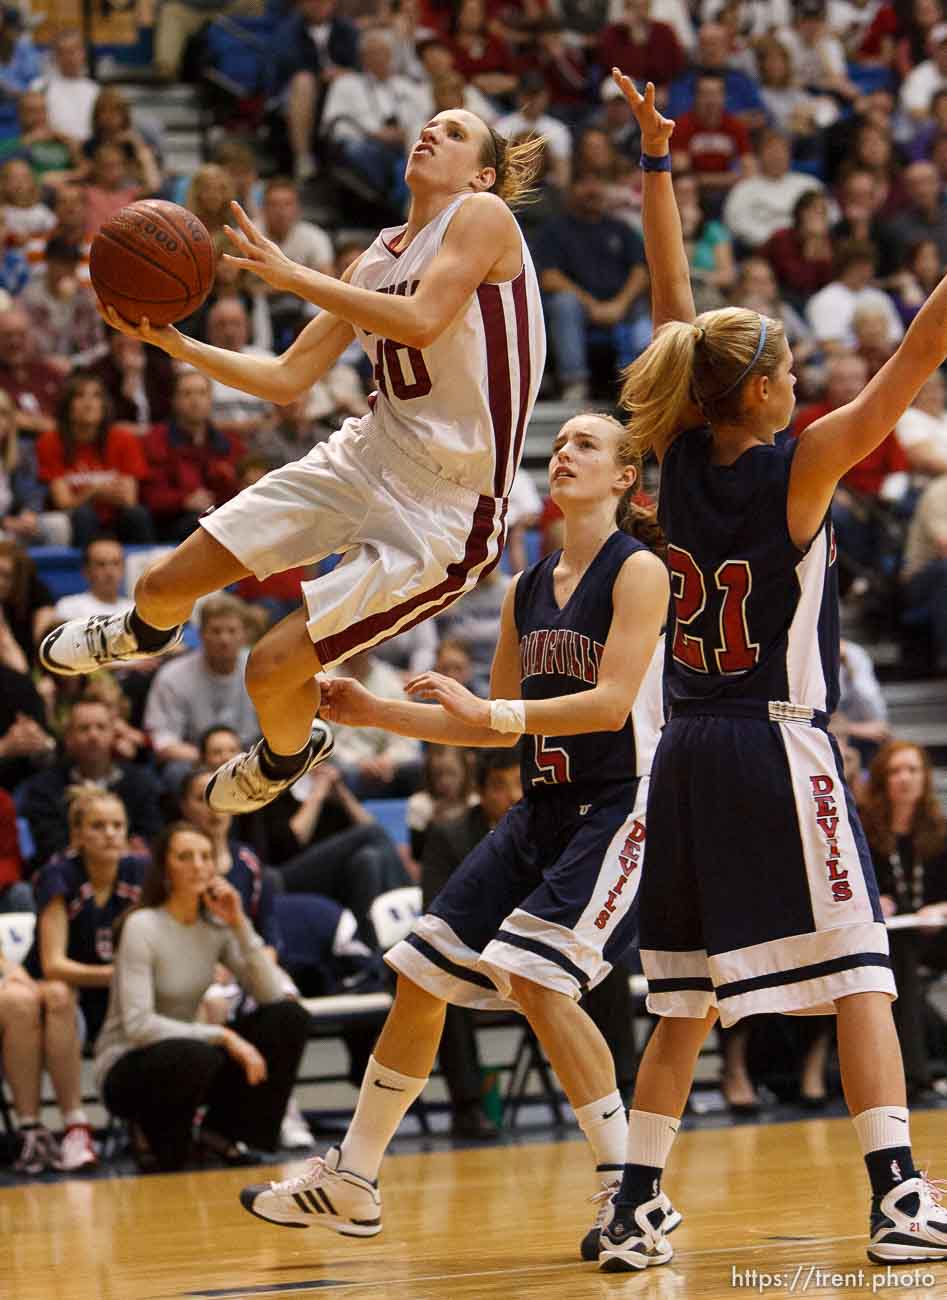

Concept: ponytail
[[620, 320, 701, 460], [480, 128, 545, 208], [616, 493, 666, 561]]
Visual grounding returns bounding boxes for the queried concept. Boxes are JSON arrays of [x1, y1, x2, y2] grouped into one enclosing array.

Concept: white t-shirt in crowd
[[495, 110, 573, 162], [55, 591, 133, 622], [805, 282, 904, 348], [45, 72, 99, 142], [895, 405, 947, 462], [900, 60, 947, 116], [722, 172, 823, 247]]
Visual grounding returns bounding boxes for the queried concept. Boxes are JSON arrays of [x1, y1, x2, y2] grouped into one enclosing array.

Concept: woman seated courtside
[[94, 822, 310, 1171]]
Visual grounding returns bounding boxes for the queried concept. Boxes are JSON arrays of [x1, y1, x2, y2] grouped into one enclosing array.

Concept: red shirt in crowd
[[36, 424, 148, 524], [0, 358, 64, 429], [673, 111, 751, 175], [762, 227, 834, 298], [449, 33, 519, 83], [141, 421, 244, 522], [596, 20, 685, 88], [791, 404, 909, 496], [0, 789, 22, 890]]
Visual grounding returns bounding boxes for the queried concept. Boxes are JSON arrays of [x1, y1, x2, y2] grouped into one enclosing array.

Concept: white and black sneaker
[[39, 611, 182, 677], [581, 1171, 682, 1262], [205, 719, 334, 813], [599, 1190, 675, 1272], [868, 1173, 947, 1263], [239, 1145, 381, 1237]]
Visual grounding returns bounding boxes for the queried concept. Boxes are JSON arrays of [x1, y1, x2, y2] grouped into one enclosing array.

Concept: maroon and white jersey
[[348, 193, 545, 500]]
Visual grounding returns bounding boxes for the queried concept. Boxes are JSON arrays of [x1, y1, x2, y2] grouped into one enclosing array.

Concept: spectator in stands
[[321, 28, 428, 216], [901, 20, 947, 118], [596, 0, 685, 94], [505, 465, 542, 573], [259, 177, 333, 349], [895, 369, 947, 477], [82, 143, 148, 240], [20, 694, 163, 867], [496, 72, 572, 189], [89, 332, 174, 431], [776, 0, 859, 103], [901, 471, 947, 668], [209, 139, 263, 220], [860, 741, 947, 1099], [0, 390, 70, 547], [269, 0, 360, 185], [94, 822, 310, 1171], [885, 159, 947, 263], [848, 118, 906, 216], [154, 0, 267, 83], [48, 183, 91, 284], [671, 72, 756, 209], [204, 299, 272, 438], [20, 237, 105, 374], [406, 744, 474, 861], [852, 301, 898, 382], [763, 189, 835, 306], [81, 88, 162, 193], [836, 637, 892, 757], [0, 13, 42, 116], [666, 22, 767, 124], [0, 786, 31, 912], [805, 239, 905, 351], [142, 370, 243, 542], [201, 724, 406, 936], [250, 388, 344, 466], [144, 593, 259, 777], [673, 169, 734, 310], [328, 649, 423, 797], [832, 166, 902, 279], [0, 659, 52, 793], [432, 567, 509, 697], [591, 74, 642, 163], [731, 255, 815, 365], [2, 90, 81, 184], [43, 30, 99, 145], [0, 538, 55, 667], [0, 158, 54, 266], [36, 374, 154, 548], [754, 35, 840, 145], [447, 0, 519, 101], [535, 173, 650, 401], [0, 919, 100, 1174], [185, 163, 236, 257], [54, 535, 132, 624], [722, 130, 823, 250], [891, 236, 944, 327]]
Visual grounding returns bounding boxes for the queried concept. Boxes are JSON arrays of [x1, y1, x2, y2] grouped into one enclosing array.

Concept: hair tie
[[694, 326, 706, 344], [706, 315, 768, 403]]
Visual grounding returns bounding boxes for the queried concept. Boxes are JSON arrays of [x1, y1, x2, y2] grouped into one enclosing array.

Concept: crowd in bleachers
[[0, 0, 946, 1178]]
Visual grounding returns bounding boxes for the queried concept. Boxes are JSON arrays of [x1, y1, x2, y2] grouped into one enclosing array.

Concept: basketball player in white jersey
[[40, 112, 546, 814]]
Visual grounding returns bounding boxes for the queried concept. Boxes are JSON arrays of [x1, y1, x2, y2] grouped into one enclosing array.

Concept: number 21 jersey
[[659, 428, 840, 715]]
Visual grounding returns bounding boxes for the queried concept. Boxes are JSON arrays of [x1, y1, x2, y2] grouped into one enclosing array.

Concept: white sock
[[852, 1105, 912, 1157], [574, 1092, 627, 1170], [626, 1109, 680, 1169], [62, 1109, 88, 1129], [339, 1055, 427, 1182]]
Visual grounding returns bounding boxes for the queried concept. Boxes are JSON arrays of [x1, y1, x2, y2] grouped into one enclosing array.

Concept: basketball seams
[[146, 202, 211, 294], [90, 201, 215, 323], [92, 228, 191, 304]]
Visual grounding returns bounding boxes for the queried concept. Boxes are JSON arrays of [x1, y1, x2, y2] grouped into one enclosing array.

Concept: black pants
[[70, 501, 155, 547], [889, 930, 932, 1092], [277, 824, 407, 934], [103, 1000, 310, 1171]]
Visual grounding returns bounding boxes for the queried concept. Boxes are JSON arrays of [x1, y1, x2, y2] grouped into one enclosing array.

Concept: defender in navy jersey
[[239, 412, 672, 1258], [598, 73, 947, 1276]]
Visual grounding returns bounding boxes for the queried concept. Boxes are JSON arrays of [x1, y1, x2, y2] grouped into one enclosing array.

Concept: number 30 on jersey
[[667, 544, 760, 674]]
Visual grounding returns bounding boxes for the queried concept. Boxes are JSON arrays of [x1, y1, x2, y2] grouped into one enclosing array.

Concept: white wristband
[[489, 699, 526, 734]]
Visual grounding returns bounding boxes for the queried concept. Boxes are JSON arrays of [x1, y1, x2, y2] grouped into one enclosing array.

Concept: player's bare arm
[[223, 194, 522, 350], [789, 265, 947, 546]]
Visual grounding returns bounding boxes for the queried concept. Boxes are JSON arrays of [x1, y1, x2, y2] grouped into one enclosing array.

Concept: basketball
[[89, 199, 215, 327]]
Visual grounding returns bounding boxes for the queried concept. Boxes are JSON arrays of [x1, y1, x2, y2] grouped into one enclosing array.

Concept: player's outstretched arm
[[612, 73, 695, 333], [100, 303, 355, 405], [222, 195, 522, 350], [789, 265, 947, 547]]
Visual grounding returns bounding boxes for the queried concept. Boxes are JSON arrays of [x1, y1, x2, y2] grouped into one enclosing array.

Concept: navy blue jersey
[[659, 428, 839, 714], [25, 852, 146, 977], [514, 530, 663, 791]]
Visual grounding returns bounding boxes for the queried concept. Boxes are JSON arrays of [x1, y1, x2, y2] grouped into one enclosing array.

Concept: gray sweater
[[94, 907, 285, 1090]]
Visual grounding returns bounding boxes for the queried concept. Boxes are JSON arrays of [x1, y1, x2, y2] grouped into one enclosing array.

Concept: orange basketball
[[90, 199, 215, 327]]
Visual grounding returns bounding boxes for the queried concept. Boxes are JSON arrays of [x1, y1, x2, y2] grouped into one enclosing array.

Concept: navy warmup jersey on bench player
[[640, 428, 894, 1027], [387, 531, 664, 1009]]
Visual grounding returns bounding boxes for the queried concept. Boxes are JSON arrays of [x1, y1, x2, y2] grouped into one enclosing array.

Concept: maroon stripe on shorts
[[477, 283, 513, 498], [510, 271, 531, 487], [314, 496, 504, 668]]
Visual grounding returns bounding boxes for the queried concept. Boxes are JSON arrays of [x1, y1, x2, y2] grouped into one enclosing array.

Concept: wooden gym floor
[[4, 1112, 947, 1299]]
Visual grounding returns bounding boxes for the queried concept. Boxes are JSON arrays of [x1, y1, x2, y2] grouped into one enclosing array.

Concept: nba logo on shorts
[[809, 775, 852, 903]]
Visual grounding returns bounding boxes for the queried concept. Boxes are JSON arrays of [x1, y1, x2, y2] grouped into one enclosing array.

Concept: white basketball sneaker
[[598, 1189, 675, 1272], [582, 1170, 682, 1262], [239, 1145, 381, 1237], [868, 1173, 947, 1263], [205, 720, 334, 813], [39, 611, 182, 677]]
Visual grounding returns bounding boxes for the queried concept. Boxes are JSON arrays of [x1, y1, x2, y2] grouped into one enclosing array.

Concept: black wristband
[[640, 152, 672, 172]]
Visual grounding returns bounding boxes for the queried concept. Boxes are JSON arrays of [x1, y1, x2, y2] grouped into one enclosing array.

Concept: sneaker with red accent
[[54, 1124, 99, 1172], [14, 1125, 58, 1174], [868, 1172, 947, 1264]]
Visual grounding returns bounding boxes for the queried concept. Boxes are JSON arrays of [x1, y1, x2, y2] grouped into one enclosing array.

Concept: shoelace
[[589, 1181, 619, 1229], [271, 1155, 327, 1195], [230, 746, 274, 802], [85, 615, 116, 663]]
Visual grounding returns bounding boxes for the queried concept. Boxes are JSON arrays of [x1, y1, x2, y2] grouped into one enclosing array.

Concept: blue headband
[[704, 316, 768, 403]]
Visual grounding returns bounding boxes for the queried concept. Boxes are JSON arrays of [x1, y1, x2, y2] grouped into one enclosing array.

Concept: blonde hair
[[619, 308, 786, 460], [186, 163, 236, 234], [479, 127, 545, 208], [0, 388, 16, 473], [66, 785, 127, 844]]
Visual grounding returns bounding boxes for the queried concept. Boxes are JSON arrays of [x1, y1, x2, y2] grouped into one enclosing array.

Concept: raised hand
[[611, 71, 675, 155], [222, 202, 296, 293], [404, 671, 491, 728]]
